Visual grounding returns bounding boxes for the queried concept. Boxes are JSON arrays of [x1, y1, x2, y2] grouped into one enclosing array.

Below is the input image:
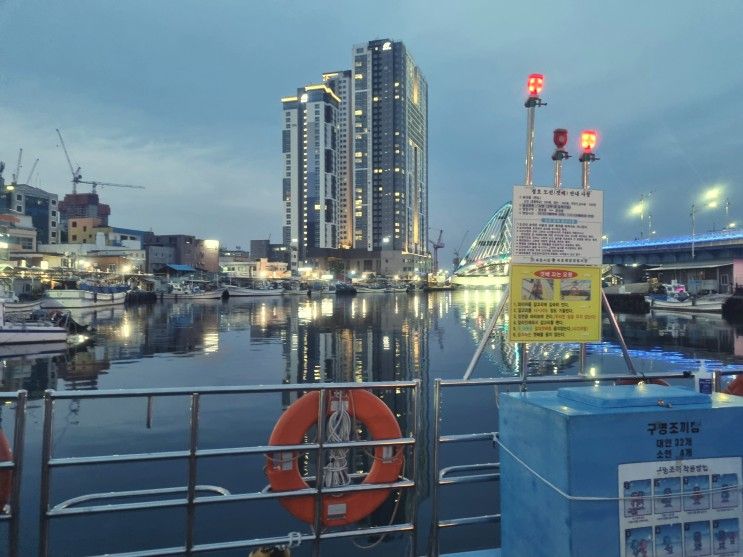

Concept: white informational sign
[[619, 457, 742, 557], [511, 186, 604, 266]]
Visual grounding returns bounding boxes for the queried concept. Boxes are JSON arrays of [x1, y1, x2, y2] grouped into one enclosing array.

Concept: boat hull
[[225, 287, 283, 297], [160, 291, 224, 300], [3, 300, 42, 312], [41, 290, 128, 309], [0, 326, 68, 344]]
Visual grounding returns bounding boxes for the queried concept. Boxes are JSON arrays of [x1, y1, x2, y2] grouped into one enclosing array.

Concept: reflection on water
[[1, 293, 742, 556], [2, 293, 743, 397]]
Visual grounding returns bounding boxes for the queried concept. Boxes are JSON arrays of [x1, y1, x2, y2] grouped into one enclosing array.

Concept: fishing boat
[[0, 285, 42, 312], [647, 293, 729, 313], [160, 282, 225, 300], [224, 284, 283, 297], [41, 280, 129, 309], [0, 304, 68, 344]]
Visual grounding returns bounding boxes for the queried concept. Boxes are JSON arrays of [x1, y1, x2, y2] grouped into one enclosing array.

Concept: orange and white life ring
[[724, 375, 743, 396], [0, 430, 12, 510], [266, 390, 403, 527]]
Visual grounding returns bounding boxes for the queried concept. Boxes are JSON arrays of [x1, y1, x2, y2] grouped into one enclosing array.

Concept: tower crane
[[10, 148, 23, 187], [452, 230, 469, 268], [26, 158, 39, 185], [429, 229, 444, 273], [56, 128, 146, 194]]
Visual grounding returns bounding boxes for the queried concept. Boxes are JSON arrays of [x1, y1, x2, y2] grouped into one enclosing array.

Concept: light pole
[[524, 73, 545, 186], [690, 203, 696, 259], [579, 130, 598, 191]]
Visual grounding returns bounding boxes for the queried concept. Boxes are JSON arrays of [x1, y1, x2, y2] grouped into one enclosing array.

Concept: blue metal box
[[499, 385, 743, 557]]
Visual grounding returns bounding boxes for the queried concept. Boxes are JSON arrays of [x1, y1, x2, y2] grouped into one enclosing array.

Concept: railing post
[[429, 379, 442, 557], [9, 390, 27, 557], [38, 390, 55, 557], [312, 388, 327, 557], [410, 379, 421, 557], [186, 393, 200, 553]]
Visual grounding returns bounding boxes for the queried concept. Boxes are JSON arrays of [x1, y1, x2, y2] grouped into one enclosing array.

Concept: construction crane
[[10, 148, 23, 187], [25, 158, 39, 185], [56, 128, 146, 194], [429, 229, 444, 273], [452, 230, 469, 268]]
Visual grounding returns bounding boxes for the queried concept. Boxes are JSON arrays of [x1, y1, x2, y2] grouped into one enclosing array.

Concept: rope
[[323, 391, 352, 489], [492, 433, 743, 501]]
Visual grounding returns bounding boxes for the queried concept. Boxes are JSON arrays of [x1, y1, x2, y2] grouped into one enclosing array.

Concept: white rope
[[492, 433, 743, 502], [323, 391, 352, 488]]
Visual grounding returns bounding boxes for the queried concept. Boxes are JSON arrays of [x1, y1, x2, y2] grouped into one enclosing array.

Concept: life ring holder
[[266, 389, 403, 527], [0, 430, 12, 512]]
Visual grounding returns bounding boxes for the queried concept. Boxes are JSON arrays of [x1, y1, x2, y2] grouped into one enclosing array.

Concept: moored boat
[[0, 304, 68, 344], [224, 285, 283, 297]]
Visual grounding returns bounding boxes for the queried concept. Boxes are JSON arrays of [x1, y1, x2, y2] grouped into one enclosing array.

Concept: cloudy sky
[[1, 1, 741, 263]]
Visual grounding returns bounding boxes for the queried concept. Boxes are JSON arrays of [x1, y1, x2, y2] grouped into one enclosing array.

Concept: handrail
[[37, 381, 421, 557], [0, 390, 27, 557]]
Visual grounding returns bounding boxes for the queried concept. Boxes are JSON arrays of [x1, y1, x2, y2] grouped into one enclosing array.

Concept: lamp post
[[524, 73, 545, 186], [690, 203, 696, 260], [579, 130, 598, 191], [551, 128, 569, 189]]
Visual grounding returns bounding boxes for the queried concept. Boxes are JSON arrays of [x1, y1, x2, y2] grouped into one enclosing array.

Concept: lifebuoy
[[266, 390, 403, 527], [0, 430, 12, 511], [724, 375, 743, 396]]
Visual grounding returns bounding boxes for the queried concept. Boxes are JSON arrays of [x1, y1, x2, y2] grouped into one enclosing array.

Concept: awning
[[165, 264, 197, 272], [646, 261, 733, 271]]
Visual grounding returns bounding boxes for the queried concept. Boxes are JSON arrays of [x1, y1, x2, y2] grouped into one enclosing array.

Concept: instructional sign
[[511, 186, 604, 266], [619, 457, 742, 557], [508, 264, 601, 343]]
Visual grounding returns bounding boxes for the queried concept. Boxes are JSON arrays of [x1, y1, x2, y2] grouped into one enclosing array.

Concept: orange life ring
[[266, 390, 403, 527], [724, 375, 743, 396], [0, 430, 11, 510]]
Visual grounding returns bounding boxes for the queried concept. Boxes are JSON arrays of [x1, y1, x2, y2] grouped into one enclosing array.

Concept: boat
[[647, 293, 729, 313], [0, 285, 43, 312], [224, 285, 283, 297], [0, 304, 68, 344], [160, 281, 225, 300], [334, 282, 357, 295], [41, 280, 129, 309]]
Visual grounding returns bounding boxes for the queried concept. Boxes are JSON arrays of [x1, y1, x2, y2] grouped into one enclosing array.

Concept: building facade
[[282, 84, 340, 270], [351, 39, 428, 258], [1, 184, 60, 244], [322, 70, 354, 249]]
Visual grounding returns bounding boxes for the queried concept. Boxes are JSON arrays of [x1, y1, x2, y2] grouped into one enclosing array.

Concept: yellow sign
[[509, 264, 602, 343]]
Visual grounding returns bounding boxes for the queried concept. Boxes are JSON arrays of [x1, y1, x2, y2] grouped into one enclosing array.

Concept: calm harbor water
[[1, 291, 742, 556]]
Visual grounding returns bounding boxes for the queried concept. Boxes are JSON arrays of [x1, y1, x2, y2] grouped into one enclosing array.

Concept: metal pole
[[185, 393, 200, 554], [38, 391, 55, 557], [410, 380, 421, 557], [553, 158, 563, 189], [579, 344, 587, 377], [9, 391, 27, 557], [524, 105, 536, 186], [691, 204, 696, 259], [312, 388, 327, 557], [463, 286, 510, 380], [429, 380, 442, 557], [601, 288, 638, 375], [581, 158, 590, 191]]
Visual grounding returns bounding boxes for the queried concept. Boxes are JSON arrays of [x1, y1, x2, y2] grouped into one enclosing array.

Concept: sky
[[1, 0, 742, 265]]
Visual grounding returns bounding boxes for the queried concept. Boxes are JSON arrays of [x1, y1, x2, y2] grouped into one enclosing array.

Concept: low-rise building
[[0, 213, 38, 253], [1, 183, 60, 244]]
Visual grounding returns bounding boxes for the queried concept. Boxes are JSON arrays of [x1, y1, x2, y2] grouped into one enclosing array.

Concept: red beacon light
[[580, 130, 598, 152], [527, 73, 544, 97], [553, 128, 568, 149]]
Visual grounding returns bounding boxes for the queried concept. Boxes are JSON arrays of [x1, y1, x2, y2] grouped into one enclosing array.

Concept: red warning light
[[580, 130, 598, 152], [527, 73, 544, 97], [553, 129, 568, 149]]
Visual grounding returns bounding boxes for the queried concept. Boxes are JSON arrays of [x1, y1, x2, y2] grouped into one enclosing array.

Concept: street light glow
[[629, 202, 644, 216], [703, 187, 721, 201]]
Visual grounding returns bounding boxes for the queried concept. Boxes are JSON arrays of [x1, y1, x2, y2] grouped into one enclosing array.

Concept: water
[[1, 292, 742, 556]]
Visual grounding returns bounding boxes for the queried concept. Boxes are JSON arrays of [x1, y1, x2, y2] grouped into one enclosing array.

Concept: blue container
[[499, 385, 743, 557]]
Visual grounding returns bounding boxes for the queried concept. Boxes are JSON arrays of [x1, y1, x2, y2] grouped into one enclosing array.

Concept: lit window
[[355, 74, 363, 80], [354, 109, 363, 116]]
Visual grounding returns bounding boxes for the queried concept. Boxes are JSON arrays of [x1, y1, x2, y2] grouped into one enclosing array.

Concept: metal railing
[[0, 390, 27, 557], [36, 381, 421, 557], [427, 370, 711, 556]]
